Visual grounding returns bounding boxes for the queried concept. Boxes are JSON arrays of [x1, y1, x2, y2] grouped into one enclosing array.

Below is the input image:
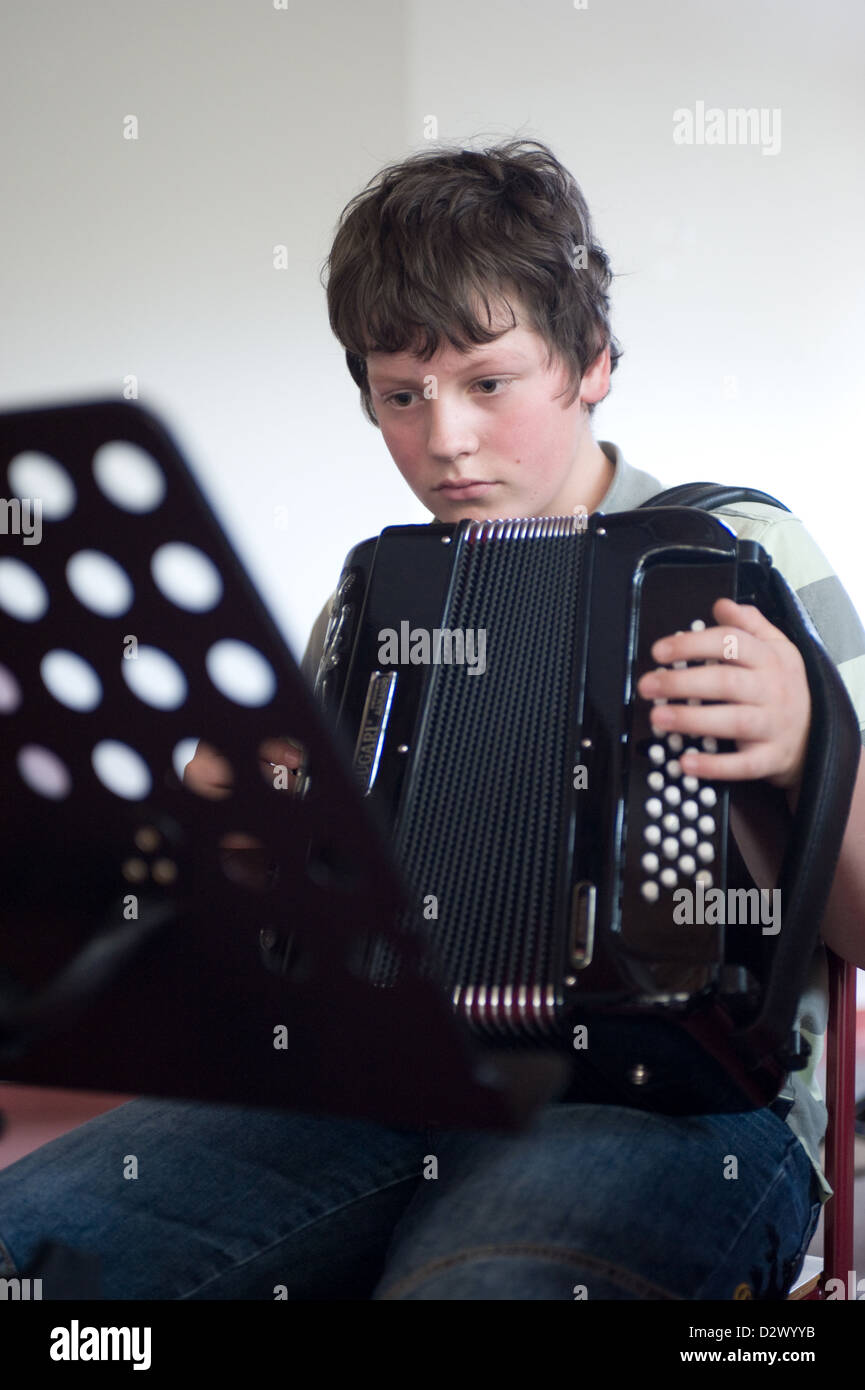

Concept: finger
[[668, 744, 781, 783], [638, 663, 762, 703], [183, 747, 234, 798], [259, 737, 304, 767], [649, 700, 772, 743], [650, 625, 761, 669]]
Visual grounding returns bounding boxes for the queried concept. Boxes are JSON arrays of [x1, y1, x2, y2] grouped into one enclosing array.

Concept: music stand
[[0, 397, 568, 1133]]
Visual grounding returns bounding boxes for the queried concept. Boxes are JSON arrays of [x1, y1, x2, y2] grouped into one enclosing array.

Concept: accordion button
[[673, 660, 688, 670], [641, 852, 660, 874], [681, 800, 698, 821], [697, 842, 715, 864], [666, 760, 682, 779], [668, 733, 684, 753], [645, 797, 663, 818], [662, 813, 679, 832], [681, 827, 698, 847], [647, 770, 664, 791], [703, 737, 718, 753], [662, 837, 679, 859], [649, 744, 665, 765], [641, 881, 660, 902], [699, 787, 718, 808], [679, 855, 697, 875], [682, 775, 699, 793], [698, 815, 716, 835], [690, 619, 707, 631], [644, 824, 662, 846], [696, 869, 713, 887], [659, 867, 677, 888], [664, 785, 682, 806]]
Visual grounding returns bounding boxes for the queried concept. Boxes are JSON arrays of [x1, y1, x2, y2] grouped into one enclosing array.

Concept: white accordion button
[[681, 800, 698, 821], [664, 785, 681, 806], [680, 826, 698, 848], [682, 775, 699, 793], [641, 881, 660, 902], [679, 854, 696, 875], [698, 815, 716, 836], [668, 734, 684, 753], [666, 760, 682, 779], [647, 770, 664, 791], [641, 852, 660, 874], [659, 867, 678, 888], [695, 869, 713, 887], [649, 744, 665, 765], [644, 824, 662, 846], [697, 842, 715, 864], [699, 786, 717, 808], [690, 619, 706, 631], [662, 813, 679, 833], [702, 736, 718, 753], [646, 797, 663, 818], [662, 837, 679, 859]]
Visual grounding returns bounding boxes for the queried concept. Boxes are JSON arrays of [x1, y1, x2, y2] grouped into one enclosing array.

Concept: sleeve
[[756, 513, 865, 743]]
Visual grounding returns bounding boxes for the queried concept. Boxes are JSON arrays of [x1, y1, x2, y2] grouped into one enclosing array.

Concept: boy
[[1, 138, 863, 1300]]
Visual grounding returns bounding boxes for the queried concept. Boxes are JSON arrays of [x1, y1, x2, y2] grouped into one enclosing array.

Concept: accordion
[[308, 503, 858, 1114]]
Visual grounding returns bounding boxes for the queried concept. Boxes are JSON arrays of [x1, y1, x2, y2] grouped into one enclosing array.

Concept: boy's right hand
[[183, 737, 305, 870], [183, 737, 304, 800]]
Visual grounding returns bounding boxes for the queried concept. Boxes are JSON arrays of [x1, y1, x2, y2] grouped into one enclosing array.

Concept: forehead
[[365, 320, 546, 384]]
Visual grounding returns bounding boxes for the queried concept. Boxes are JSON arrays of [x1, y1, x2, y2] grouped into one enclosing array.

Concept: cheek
[[501, 401, 574, 477], [380, 419, 419, 470]]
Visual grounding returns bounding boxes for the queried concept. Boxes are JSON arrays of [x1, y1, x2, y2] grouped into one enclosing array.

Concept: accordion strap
[[638, 481, 791, 514], [638, 480, 860, 1065]]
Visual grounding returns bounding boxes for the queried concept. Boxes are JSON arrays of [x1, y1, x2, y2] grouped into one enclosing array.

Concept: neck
[[556, 437, 614, 517]]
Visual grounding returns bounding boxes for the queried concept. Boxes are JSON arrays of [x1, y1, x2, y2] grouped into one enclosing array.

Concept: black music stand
[[0, 398, 568, 1134]]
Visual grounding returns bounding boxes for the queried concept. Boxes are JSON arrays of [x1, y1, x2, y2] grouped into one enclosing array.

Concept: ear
[[579, 345, 611, 407]]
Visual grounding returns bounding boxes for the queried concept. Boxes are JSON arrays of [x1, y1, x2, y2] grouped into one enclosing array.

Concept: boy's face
[[365, 298, 611, 523]]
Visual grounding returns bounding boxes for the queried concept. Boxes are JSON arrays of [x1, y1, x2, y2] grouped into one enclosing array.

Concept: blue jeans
[[0, 1096, 820, 1300]]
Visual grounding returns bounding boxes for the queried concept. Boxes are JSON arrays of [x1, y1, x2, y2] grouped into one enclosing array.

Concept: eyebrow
[[368, 351, 530, 391]]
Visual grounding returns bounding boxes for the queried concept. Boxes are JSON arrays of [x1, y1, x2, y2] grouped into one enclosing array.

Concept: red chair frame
[[791, 948, 858, 1299]]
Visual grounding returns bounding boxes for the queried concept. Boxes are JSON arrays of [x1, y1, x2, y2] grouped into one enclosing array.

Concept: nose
[[425, 395, 479, 463]]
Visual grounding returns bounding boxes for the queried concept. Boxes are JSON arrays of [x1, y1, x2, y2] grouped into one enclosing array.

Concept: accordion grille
[[389, 522, 587, 1033]]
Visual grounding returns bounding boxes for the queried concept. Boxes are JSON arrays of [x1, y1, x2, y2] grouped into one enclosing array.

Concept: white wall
[[2, 0, 863, 655]]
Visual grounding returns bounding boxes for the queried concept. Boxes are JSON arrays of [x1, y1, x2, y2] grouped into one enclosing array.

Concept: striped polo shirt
[[302, 439, 865, 1202]]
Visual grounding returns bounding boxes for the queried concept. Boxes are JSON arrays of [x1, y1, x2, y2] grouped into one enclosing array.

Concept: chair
[[787, 948, 858, 1299]]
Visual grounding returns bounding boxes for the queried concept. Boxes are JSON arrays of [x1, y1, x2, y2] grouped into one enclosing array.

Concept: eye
[[474, 377, 512, 395], [385, 391, 416, 408]]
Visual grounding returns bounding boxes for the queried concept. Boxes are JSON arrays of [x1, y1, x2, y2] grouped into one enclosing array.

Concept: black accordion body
[[311, 504, 858, 1115]]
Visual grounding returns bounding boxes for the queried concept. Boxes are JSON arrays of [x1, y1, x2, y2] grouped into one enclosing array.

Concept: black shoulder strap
[[638, 482, 791, 514]]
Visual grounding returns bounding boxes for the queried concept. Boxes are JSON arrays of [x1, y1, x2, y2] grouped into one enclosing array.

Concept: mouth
[[435, 480, 498, 498]]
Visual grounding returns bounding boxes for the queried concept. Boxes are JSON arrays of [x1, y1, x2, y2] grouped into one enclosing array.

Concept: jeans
[[0, 1095, 820, 1300]]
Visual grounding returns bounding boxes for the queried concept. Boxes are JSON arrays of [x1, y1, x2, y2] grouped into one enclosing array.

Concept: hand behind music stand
[[0, 398, 569, 1134]]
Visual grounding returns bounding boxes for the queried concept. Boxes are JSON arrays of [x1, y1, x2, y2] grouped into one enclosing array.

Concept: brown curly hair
[[322, 137, 622, 426]]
